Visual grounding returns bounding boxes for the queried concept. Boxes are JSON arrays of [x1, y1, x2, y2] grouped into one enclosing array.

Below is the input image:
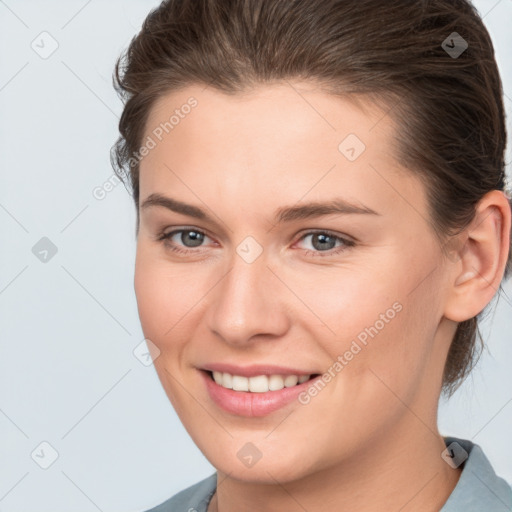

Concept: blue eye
[[158, 229, 211, 255], [296, 231, 355, 257], [157, 228, 355, 258]]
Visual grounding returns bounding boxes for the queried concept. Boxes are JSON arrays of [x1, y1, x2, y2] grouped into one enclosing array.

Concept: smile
[[201, 369, 322, 417], [211, 371, 312, 392]]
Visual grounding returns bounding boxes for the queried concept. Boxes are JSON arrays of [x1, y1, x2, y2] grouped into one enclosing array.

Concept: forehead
[[138, 82, 421, 219], [143, 81, 391, 149]]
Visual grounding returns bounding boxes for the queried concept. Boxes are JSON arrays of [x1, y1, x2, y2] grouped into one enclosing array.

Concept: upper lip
[[201, 363, 318, 377]]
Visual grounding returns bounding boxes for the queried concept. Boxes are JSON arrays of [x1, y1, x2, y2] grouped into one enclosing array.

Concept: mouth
[[199, 369, 322, 417], [206, 370, 321, 392]]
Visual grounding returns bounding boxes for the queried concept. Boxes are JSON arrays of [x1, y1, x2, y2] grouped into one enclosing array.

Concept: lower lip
[[200, 370, 320, 417]]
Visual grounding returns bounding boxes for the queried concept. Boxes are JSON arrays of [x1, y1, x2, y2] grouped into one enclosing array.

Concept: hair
[[111, 0, 511, 396]]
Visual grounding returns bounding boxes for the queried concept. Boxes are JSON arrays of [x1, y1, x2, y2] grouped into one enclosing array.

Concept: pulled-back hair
[[111, 0, 511, 395]]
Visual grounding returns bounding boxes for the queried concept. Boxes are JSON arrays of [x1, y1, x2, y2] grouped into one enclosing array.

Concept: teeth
[[284, 375, 298, 387], [248, 375, 268, 393], [211, 371, 311, 392], [232, 375, 249, 391], [222, 372, 233, 389], [269, 374, 285, 391]]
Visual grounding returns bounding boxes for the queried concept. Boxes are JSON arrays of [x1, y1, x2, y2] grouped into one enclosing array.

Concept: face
[[134, 82, 454, 482]]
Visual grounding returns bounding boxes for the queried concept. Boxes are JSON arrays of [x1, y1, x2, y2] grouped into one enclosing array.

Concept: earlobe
[[444, 190, 511, 322]]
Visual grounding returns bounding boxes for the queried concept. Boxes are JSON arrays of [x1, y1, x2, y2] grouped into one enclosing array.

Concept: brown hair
[[111, 0, 511, 396]]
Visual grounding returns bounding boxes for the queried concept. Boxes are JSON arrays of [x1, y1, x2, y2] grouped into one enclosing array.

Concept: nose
[[206, 246, 290, 347]]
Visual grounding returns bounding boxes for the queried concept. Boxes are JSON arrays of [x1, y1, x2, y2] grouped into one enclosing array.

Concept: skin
[[134, 81, 511, 512]]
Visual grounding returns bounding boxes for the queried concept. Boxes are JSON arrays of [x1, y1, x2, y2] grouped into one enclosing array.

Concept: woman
[[111, 0, 512, 510]]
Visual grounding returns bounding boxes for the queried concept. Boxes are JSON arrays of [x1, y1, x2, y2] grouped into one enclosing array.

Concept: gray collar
[[440, 437, 512, 511], [145, 437, 512, 511]]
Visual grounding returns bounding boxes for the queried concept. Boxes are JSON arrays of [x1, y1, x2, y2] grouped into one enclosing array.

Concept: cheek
[[133, 250, 199, 410], [134, 257, 166, 338], [133, 246, 215, 367], [134, 249, 188, 349], [289, 266, 403, 351], [307, 259, 438, 393]]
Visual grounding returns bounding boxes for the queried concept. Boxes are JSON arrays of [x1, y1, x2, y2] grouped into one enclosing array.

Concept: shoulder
[[142, 473, 217, 512], [441, 437, 512, 512]]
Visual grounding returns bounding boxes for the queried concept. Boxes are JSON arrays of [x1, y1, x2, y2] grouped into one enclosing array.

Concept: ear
[[443, 190, 511, 322]]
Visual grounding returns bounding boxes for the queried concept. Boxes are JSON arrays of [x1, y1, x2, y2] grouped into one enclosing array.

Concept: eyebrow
[[140, 193, 380, 224]]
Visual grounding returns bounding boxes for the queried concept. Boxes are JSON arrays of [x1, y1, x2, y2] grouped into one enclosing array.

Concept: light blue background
[[0, 1, 511, 510]]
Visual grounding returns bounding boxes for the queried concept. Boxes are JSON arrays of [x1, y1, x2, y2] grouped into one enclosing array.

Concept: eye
[[157, 228, 355, 258], [157, 228, 213, 255], [295, 230, 355, 257]]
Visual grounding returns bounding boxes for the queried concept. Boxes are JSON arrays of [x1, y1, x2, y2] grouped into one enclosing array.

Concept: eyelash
[[156, 228, 355, 258]]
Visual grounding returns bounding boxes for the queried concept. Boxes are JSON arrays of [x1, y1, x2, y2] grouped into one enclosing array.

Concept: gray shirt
[[144, 437, 512, 511]]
